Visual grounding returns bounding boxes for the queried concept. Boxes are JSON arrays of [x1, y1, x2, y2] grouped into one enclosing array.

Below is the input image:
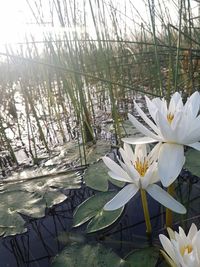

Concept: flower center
[[180, 244, 193, 256], [134, 158, 149, 177], [167, 112, 174, 124]]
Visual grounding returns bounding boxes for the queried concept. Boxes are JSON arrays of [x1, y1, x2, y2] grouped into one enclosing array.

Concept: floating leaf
[[185, 149, 200, 177], [0, 140, 114, 236], [52, 243, 128, 267], [121, 120, 144, 137], [84, 161, 109, 191], [84, 160, 125, 192], [108, 177, 125, 188], [0, 168, 82, 236], [86, 140, 111, 164], [73, 191, 123, 232], [125, 247, 159, 267], [87, 208, 123, 233]]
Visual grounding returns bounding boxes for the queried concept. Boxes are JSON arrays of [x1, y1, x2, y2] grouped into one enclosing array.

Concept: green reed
[[0, 0, 199, 163]]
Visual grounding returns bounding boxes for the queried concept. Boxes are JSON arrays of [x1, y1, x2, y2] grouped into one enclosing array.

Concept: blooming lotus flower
[[159, 224, 200, 267], [123, 91, 200, 187], [102, 143, 186, 214]]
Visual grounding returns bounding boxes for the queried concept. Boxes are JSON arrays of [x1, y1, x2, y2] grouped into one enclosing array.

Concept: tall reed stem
[[140, 189, 152, 236], [166, 183, 174, 227]]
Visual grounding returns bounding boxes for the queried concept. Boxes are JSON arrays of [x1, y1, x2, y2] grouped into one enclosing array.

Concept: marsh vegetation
[[0, 0, 200, 266]]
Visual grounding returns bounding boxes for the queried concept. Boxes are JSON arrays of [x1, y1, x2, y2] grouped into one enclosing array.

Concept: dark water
[[0, 182, 163, 267], [1, 95, 200, 266], [1, 169, 200, 266]]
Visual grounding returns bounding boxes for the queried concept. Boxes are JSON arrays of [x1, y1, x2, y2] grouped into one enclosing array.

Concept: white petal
[[103, 157, 132, 183], [167, 228, 175, 240], [128, 113, 161, 140], [107, 171, 130, 183], [160, 250, 177, 267], [146, 142, 162, 164], [118, 159, 127, 171], [157, 112, 174, 141], [141, 162, 157, 189], [187, 142, 200, 151], [159, 234, 177, 264], [123, 143, 135, 162], [147, 184, 186, 214], [103, 184, 138, 210], [134, 101, 161, 135], [152, 97, 167, 115], [122, 136, 158, 145], [178, 227, 187, 240], [119, 147, 131, 165], [183, 131, 200, 144], [188, 223, 198, 240], [126, 164, 140, 186], [169, 92, 183, 113], [184, 91, 200, 118], [145, 96, 158, 123], [158, 143, 185, 187], [171, 111, 182, 130], [149, 169, 160, 184], [135, 144, 147, 160]]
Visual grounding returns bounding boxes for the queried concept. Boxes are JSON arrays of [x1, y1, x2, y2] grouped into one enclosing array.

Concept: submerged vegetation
[[1, 0, 200, 266]]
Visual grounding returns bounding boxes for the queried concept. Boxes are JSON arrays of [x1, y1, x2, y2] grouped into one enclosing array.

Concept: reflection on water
[[0, 166, 200, 266], [0, 182, 164, 267], [0, 186, 94, 267]]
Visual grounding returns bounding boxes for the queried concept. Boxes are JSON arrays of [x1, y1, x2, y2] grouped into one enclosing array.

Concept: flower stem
[[140, 189, 152, 235], [166, 183, 174, 228]]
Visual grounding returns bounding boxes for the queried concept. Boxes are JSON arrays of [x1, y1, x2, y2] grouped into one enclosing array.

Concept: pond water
[[0, 93, 199, 266], [0, 184, 163, 267], [1, 166, 199, 267]]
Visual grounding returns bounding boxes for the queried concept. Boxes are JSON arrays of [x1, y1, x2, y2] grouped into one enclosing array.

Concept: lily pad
[[45, 140, 111, 167], [125, 247, 159, 267], [87, 208, 123, 233], [0, 168, 82, 236], [121, 120, 143, 137], [84, 160, 125, 192], [73, 191, 124, 232], [0, 140, 113, 236], [84, 161, 110, 191], [52, 243, 128, 267], [185, 149, 200, 177], [86, 140, 111, 164]]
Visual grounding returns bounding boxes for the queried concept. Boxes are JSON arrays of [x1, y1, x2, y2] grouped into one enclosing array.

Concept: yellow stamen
[[167, 113, 174, 124], [180, 244, 193, 256], [134, 158, 149, 176]]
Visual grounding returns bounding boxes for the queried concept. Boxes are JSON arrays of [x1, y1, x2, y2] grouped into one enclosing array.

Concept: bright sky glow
[[0, 0, 198, 44]]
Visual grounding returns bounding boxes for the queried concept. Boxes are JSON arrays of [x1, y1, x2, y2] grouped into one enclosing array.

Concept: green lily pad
[[84, 160, 125, 192], [45, 140, 111, 166], [0, 168, 82, 236], [87, 208, 123, 233], [0, 140, 116, 237], [0, 190, 41, 236], [185, 149, 200, 177], [84, 161, 109, 191], [73, 191, 124, 232], [45, 141, 83, 166], [109, 176, 125, 188], [121, 120, 144, 137], [52, 243, 128, 267], [86, 140, 111, 164], [125, 247, 159, 267]]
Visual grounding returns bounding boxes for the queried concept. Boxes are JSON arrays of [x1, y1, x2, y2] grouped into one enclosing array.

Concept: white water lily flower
[[123, 91, 200, 187], [102, 143, 186, 214], [159, 224, 200, 267]]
